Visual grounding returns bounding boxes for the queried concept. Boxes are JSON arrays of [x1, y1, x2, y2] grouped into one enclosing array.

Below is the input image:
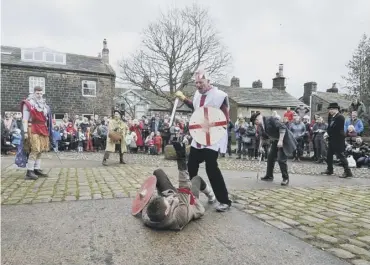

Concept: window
[[82, 80, 97, 97], [34, 51, 43, 61], [82, 114, 94, 120], [24, 51, 33, 59], [21, 49, 66, 65], [29, 76, 45, 93], [54, 114, 64, 120], [136, 105, 145, 112], [317, 104, 322, 111], [45, 53, 54, 62]]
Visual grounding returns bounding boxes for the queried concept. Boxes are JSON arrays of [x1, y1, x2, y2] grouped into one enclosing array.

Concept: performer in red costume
[[130, 119, 144, 151], [175, 67, 231, 212], [19, 86, 53, 180]]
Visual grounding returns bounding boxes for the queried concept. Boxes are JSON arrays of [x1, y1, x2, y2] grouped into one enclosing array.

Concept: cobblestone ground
[[9, 151, 369, 178], [1, 166, 155, 205], [232, 186, 370, 264], [2, 153, 370, 264]]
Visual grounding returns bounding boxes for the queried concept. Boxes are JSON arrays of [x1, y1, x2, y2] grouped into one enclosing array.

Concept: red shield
[[131, 176, 157, 216], [188, 106, 227, 146]]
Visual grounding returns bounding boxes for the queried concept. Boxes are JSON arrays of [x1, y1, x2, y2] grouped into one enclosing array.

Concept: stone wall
[[1, 65, 115, 117]]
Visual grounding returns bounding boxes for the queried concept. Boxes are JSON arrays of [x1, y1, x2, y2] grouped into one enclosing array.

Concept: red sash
[[22, 100, 49, 136], [177, 188, 196, 205]]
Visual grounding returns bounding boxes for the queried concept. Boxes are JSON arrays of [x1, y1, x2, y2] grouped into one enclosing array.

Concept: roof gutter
[[1, 62, 116, 77]]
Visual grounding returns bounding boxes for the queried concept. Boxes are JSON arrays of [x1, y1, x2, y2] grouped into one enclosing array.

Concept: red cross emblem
[[188, 106, 228, 146]]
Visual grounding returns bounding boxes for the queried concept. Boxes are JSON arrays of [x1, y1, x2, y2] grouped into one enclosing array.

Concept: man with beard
[[140, 141, 205, 230], [175, 67, 231, 212], [102, 110, 128, 166], [16, 86, 53, 180], [321, 102, 353, 178], [250, 111, 297, 186]]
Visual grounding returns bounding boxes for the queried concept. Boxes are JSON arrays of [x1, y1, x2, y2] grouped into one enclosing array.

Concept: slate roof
[[1, 45, 115, 76], [115, 87, 192, 112], [216, 84, 307, 108], [314, 91, 352, 109]]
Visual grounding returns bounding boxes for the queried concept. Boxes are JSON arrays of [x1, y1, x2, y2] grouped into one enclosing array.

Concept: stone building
[[300, 82, 351, 121], [1, 39, 116, 121], [218, 64, 307, 123], [114, 87, 192, 120], [115, 64, 305, 125]]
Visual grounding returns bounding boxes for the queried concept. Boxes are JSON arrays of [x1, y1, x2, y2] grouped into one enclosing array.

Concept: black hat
[[327, 102, 340, 110]]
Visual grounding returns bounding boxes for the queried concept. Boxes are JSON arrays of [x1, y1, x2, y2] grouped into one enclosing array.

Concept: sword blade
[[54, 150, 63, 164], [169, 98, 179, 127]]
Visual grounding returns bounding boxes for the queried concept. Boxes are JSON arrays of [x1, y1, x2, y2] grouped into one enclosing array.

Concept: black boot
[[34, 169, 48, 177], [281, 179, 289, 186], [119, 154, 126, 164], [321, 169, 334, 175], [25, 170, 38, 180], [339, 169, 353, 178], [261, 175, 274, 181]]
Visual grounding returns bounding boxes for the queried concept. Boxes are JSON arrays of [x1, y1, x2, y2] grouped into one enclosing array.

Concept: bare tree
[[118, 4, 232, 109], [342, 34, 370, 109]]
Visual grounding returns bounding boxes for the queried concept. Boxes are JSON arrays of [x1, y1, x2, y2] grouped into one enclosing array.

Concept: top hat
[[327, 102, 340, 110]]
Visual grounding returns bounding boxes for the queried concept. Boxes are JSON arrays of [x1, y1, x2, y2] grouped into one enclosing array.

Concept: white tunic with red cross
[[190, 87, 229, 152]]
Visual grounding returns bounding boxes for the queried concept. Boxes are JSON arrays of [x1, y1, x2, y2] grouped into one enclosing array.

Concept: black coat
[[263, 116, 297, 156], [327, 113, 346, 152]]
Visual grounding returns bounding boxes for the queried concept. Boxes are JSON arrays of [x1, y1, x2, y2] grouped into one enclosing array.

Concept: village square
[[1, 1, 370, 265]]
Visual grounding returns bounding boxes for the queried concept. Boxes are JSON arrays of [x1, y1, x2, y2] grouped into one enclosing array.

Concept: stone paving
[[1, 166, 153, 205], [5, 151, 370, 178], [1, 155, 370, 264], [232, 186, 370, 264]]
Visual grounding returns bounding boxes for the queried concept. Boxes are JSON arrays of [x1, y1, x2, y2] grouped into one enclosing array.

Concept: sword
[[169, 98, 179, 127], [53, 149, 63, 164]]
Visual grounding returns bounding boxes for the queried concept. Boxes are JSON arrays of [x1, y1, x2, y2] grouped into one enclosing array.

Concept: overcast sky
[[1, 0, 370, 98]]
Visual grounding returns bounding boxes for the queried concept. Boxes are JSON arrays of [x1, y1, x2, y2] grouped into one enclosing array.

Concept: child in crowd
[[154, 131, 163, 154]]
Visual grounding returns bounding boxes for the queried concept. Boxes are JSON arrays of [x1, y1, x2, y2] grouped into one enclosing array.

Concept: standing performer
[[140, 142, 205, 230], [175, 67, 231, 212], [102, 110, 128, 166], [16, 86, 53, 180], [250, 111, 297, 186], [321, 103, 353, 178]]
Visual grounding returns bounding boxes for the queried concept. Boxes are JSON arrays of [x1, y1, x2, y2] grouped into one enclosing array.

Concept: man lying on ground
[[139, 141, 216, 230]]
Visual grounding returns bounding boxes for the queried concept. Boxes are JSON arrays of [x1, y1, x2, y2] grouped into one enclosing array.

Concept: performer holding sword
[[175, 67, 232, 212]]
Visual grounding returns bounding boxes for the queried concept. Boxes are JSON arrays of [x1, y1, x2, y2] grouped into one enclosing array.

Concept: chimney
[[102, 38, 109, 64], [252, 80, 263, 88], [272, 64, 286, 90], [302, 82, 317, 105], [230, 76, 240, 87], [326, 82, 339, 93]]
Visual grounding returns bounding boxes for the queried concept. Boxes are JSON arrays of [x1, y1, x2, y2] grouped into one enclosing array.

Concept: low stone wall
[[164, 145, 191, 160]]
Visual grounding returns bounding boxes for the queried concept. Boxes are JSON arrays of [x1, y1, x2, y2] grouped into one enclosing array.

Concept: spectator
[[294, 104, 310, 119], [344, 111, 364, 135], [290, 116, 306, 161], [312, 117, 327, 163], [283, 107, 295, 122], [348, 98, 366, 120]]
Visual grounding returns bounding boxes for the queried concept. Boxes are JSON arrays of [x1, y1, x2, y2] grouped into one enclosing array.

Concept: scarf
[[27, 94, 48, 116]]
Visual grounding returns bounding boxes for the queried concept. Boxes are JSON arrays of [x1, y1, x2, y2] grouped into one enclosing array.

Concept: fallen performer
[[140, 141, 213, 230]]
